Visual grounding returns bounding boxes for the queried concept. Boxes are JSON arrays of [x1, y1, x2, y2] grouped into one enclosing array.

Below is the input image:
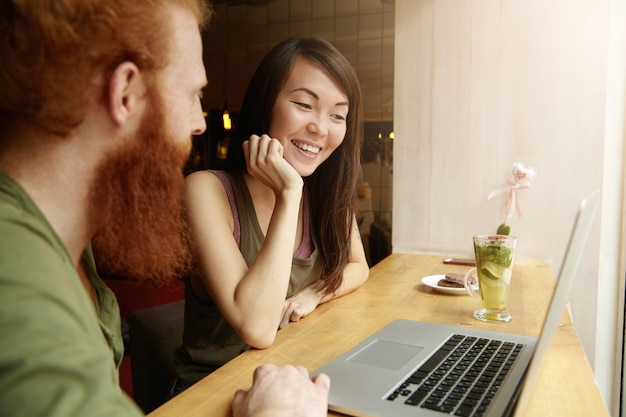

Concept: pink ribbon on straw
[[487, 162, 537, 222]]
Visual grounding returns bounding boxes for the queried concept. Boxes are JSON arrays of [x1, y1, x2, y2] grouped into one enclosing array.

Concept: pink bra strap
[[294, 192, 313, 258]]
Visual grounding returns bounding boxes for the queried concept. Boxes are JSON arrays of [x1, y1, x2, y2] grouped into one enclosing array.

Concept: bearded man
[[0, 0, 210, 415], [0, 1, 330, 416]]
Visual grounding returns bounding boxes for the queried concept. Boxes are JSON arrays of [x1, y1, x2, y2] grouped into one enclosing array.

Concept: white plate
[[421, 274, 468, 295]]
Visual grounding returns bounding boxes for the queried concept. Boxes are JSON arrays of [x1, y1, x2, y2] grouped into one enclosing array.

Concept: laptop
[[313, 190, 600, 417]]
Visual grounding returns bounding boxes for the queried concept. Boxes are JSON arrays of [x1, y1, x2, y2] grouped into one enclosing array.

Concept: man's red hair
[[0, 0, 212, 137]]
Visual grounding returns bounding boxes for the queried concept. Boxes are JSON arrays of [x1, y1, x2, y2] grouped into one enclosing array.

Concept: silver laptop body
[[313, 190, 600, 417]]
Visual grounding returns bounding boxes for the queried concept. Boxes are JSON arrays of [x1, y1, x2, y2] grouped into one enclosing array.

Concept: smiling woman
[[170, 36, 370, 396], [268, 57, 348, 177], [189, 1, 395, 260]]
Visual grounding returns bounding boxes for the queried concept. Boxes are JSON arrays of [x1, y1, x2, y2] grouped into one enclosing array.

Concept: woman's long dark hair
[[225, 36, 364, 295]]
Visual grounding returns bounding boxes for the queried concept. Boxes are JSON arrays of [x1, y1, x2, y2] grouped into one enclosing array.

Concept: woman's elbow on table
[[350, 260, 371, 290], [236, 323, 278, 349]]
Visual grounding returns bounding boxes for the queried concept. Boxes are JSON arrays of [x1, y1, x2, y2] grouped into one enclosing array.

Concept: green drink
[[464, 235, 516, 322]]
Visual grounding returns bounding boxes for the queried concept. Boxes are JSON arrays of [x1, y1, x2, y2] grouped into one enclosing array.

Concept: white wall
[[393, 0, 625, 411]]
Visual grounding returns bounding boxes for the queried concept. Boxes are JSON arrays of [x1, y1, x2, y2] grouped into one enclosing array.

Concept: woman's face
[[268, 57, 348, 177]]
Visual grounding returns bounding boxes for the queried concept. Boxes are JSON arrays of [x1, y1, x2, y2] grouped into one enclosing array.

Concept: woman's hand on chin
[[243, 134, 303, 196]]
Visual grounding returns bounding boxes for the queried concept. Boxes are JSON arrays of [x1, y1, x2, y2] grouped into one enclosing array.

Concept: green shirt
[[0, 171, 143, 417]]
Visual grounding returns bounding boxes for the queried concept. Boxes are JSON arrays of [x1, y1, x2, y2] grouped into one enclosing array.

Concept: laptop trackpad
[[347, 339, 423, 370]]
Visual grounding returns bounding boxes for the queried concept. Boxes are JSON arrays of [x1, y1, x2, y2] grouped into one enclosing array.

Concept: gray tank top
[[173, 171, 323, 387]]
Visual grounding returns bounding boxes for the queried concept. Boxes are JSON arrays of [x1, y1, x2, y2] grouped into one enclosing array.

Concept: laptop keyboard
[[386, 334, 525, 417]]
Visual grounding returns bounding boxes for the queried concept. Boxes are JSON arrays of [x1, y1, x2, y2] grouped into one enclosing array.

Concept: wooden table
[[148, 254, 608, 417]]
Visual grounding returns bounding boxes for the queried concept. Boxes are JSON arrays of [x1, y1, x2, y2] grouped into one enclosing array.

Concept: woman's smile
[[291, 140, 321, 156]]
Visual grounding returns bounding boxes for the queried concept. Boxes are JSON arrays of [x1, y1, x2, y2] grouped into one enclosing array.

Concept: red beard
[[90, 96, 193, 284]]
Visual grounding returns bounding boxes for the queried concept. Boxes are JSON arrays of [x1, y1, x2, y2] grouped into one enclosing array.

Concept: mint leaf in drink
[[475, 241, 514, 270], [496, 223, 510, 236]]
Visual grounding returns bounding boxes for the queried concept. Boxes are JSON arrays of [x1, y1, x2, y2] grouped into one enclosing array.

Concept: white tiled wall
[[203, 0, 394, 123]]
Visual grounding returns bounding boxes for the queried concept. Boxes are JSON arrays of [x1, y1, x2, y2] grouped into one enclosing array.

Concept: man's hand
[[232, 364, 330, 417]]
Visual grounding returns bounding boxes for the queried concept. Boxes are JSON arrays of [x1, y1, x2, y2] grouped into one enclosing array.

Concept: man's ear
[[108, 62, 147, 127]]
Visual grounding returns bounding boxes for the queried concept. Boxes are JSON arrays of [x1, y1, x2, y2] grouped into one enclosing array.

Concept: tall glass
[[464, 235, 516, 322]]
